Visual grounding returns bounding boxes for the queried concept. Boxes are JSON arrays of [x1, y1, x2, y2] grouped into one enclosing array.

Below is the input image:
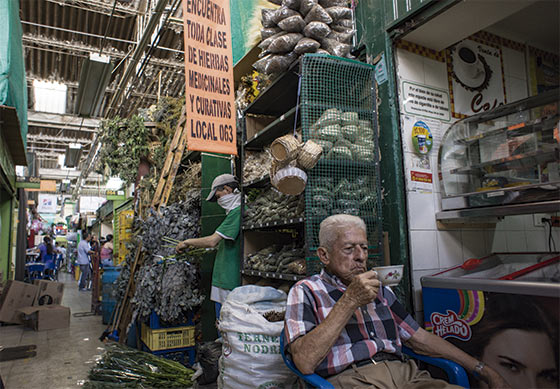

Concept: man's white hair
[[319, 214, 367, 251]]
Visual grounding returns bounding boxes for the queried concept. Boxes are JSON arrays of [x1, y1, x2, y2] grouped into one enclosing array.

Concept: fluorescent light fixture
[[75, 53, 113, 117], [33, 80, 67, 114], [64, 143, 82, 168], [58, 154, 65, 167]]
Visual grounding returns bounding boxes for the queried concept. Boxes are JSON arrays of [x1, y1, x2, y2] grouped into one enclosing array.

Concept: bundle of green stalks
[[85, 344, 195, 388]]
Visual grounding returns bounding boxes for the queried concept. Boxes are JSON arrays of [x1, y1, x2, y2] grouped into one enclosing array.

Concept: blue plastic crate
[[102, 300, 117, 324], [147, 310, 194, 329]]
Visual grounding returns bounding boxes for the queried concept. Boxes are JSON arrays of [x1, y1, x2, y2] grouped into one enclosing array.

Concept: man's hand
[[176, 240, 191, 253], [344, 270, 381, 307]]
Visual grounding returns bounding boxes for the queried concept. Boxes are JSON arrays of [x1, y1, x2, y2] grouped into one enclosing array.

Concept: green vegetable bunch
[[85, 344, 194, 388]]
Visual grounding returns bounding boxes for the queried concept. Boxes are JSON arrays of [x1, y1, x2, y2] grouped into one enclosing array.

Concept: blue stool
[[25, 263, 45, 282], [43, 261, 57, 281]]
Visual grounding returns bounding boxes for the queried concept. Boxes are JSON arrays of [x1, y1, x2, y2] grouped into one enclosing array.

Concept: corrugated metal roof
[[21, 0, 186, 174]]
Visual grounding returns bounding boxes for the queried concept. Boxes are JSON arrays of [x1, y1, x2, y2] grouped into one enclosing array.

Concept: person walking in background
[[55, 241, 66, 270], [37, 236, 54, 262], [77, 232, 95, 291], [100, 234, 114, 267]]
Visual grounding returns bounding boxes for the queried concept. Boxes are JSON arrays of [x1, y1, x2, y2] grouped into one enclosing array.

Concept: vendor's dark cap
[[206, 174, 237, 202]]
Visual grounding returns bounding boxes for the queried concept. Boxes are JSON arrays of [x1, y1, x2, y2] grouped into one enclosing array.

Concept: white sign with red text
[[430, 310, 472, 341]]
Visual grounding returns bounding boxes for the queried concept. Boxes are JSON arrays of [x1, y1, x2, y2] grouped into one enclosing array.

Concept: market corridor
[[0, 273, 106, 388]]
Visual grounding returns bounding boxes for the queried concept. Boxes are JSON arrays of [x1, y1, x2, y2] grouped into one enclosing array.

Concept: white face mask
[[217, 191, 241, 213]]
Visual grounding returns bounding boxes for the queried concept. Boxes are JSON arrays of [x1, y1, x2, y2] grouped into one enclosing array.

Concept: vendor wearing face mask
[[176, 174, 241, 319]]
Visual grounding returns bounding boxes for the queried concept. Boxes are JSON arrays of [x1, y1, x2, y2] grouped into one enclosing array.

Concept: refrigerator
[[421, 252, 560, 389]]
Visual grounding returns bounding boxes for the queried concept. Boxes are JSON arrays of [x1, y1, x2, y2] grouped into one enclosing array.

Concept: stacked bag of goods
[[245, 243, 306, 274], [310, 108, 376, 162], [244, 187, 305, 225], [254, 0, 355, 74], [217, 286, 297, 388], [308, 175, 378, 217], [243, 150, 273, 183]]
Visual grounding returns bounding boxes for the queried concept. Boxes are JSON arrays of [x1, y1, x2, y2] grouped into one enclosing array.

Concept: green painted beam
[[355, 0, 465, 312], [355, 0, 412, 310], [15, 181, 40, 189], [200, 153, 232, 341], [0, 189, 14, 282]]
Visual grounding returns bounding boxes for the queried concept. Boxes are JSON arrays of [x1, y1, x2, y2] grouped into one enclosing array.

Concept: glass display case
[[438, 89, 559, 216]]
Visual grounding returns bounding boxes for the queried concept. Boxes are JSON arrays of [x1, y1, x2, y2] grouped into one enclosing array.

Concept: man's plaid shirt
[[284, 269, 420, 377]]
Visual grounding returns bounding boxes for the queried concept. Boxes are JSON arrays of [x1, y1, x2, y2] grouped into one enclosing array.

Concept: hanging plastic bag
[[261, 27, 283, 40], [300, 0, 318, 16], [268, 33, 304, 53], [304, 4, 333, 24], [217, 285, 298, 389], [262, 8, 277, 28], [294, 37, 321, 54], [278, 15, 307, 32], [303, 21, 331, 40]]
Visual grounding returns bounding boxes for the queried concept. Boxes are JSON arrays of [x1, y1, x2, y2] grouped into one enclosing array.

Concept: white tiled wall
[[394, 36, 558, 322]]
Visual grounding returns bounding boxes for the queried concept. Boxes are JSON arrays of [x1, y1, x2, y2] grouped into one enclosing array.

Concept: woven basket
[[270, 159, 290, 183], [297, 140, 323, 170], [272, 166, 307, 195], [270, 134, 300, 163]]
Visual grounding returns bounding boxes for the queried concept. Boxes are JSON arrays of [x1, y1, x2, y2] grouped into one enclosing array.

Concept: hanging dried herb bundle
[[131, 258, 204, 325], [168, 162, 202, 204], [139, 189, 201, 258], [96, 115, 150, 185]]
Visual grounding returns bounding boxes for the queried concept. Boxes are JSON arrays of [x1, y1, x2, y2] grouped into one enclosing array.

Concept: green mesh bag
[[301, 54, 384, 274]]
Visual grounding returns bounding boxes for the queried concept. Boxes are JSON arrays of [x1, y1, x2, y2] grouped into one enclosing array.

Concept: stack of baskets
[[269, 134, 323, 195]]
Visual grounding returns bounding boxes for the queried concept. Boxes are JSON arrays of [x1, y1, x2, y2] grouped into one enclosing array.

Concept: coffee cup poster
[[447, 39, 506, 118]]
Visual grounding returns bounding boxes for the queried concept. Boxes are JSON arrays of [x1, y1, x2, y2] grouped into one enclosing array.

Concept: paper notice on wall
[[406, 153, 434, 192], [402, 81, 451, 122], [183, 0, 237, 155], [448, 39, 505, 118]]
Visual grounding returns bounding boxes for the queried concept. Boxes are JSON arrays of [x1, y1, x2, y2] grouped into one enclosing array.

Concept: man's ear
[[317, 247, 329, 266]]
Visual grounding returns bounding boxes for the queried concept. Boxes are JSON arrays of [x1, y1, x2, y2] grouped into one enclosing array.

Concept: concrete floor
[[0, 273, 107, 389]]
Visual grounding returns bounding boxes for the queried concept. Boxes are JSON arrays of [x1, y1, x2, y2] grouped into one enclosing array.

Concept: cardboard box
[[0, 281, 38, 324], [18, 305, 71, 331], [33, 280, 64, 306], [245, 114, 275, 141]]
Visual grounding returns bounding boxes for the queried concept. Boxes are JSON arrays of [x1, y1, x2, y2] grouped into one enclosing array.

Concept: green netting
[[301, 54, 384, 274], [0, 0, 28, 146]]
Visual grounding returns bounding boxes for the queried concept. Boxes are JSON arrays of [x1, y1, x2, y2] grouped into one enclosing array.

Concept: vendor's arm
[[405, 327, 510, 388], [289, 270, 381, 375], [176, 233, 222, 251]]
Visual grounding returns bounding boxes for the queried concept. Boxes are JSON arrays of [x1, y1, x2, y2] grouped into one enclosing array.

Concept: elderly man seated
[[284, 215, 509, 389]]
